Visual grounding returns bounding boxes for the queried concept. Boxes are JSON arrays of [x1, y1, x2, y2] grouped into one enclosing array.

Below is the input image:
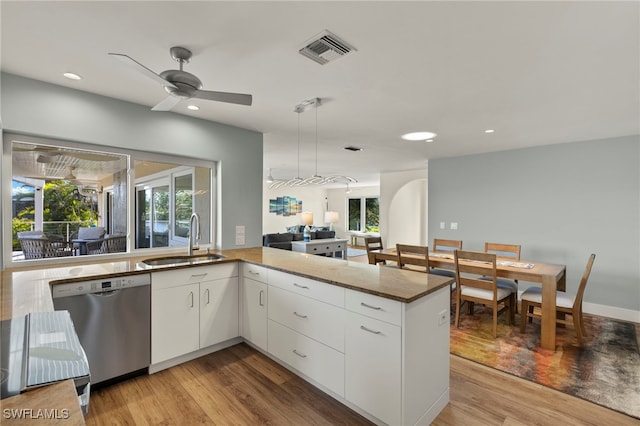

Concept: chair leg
[[520, 300, 528, 333], [573, 312, 583, 346], [455, 296, 462, 329], [492, 303, 498, 338], [528, 305, 534, 323]]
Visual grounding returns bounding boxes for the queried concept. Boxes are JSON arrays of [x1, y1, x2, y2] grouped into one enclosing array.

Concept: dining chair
[[520, 253, 596, 346], [395, 244, 430, 272], [454, 250, 516, 338], [364, 236, 385, 265], [430, 239, 463, 278], [484, 242, 522, 311]]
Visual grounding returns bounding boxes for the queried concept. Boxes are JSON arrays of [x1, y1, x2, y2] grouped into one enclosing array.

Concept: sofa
[[263, 226, 335, 251]]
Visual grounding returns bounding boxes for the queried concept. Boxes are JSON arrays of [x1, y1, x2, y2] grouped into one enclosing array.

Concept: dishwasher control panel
[[51, 273, 151, 298]]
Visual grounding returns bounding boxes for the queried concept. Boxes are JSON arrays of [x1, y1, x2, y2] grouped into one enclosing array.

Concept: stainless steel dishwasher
[[52, 273, 151, 385]]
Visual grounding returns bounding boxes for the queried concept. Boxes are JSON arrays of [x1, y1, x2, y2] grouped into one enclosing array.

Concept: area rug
[[450, 306, 640, 419], [347, 248, 367, 257]]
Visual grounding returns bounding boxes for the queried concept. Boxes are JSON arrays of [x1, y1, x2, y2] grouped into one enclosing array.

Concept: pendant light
[[268, 97, 357, 189]]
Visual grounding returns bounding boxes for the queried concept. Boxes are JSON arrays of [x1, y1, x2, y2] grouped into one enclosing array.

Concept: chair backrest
[[454, 250, 498, 295], [364, 236, 383, 253], [484, 242, 521, 260], [433, 239, 463, 252], [573, 254, 596, 309], [104, 235, 127, 253], [78, 226, 106, 240], [396, 244, 430, 272], [18, 237, 70, 259]]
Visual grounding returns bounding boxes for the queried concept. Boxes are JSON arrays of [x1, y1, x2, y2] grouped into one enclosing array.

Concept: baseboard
[[582, 302, 640, 323]]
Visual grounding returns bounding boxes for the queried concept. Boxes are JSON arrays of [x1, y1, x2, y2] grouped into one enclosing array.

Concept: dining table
[[369, 248, 567, 350]]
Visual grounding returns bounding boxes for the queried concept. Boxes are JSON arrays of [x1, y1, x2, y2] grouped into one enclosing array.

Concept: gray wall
[[428, 136, 639, 314], [1, 73, 263, 252]]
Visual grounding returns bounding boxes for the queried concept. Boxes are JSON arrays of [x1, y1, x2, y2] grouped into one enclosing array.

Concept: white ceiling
[[2, 1, 638, 187]]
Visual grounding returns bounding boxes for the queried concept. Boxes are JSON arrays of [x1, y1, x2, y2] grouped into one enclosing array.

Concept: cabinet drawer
[[268, 269, 344, 307], [268, 286, 345, 352], [268, 320, 344, 397], [242, 262, 268, 283], [152, 263, 238, 290], [346, 289, 402, 326], [345, 311, 401, 426]]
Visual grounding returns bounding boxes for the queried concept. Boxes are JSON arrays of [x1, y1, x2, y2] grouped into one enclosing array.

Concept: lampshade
[[324, 211, 339, 224], [301, 211, 314, 226]]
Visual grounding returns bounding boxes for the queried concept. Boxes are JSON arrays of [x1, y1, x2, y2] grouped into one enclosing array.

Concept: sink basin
[[141, 254, 225, 267]]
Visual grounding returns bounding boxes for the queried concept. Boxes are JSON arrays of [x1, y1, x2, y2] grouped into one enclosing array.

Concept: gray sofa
[[263, 227, 335, 251]]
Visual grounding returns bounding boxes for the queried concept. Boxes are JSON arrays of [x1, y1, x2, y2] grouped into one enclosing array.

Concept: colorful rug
[[450, 306, 640, 419]]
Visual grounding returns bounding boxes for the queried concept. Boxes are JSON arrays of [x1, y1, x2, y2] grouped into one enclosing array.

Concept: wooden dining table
[[369, 248, 567, 350]]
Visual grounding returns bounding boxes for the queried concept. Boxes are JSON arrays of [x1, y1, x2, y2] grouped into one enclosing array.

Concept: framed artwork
[[269, 196, 302, 215]]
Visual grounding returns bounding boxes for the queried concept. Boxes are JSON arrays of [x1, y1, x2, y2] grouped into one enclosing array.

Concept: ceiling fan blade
[[108, 52, 177, 89], [151, 95, 182, 111], [192, 89, 252, 106]]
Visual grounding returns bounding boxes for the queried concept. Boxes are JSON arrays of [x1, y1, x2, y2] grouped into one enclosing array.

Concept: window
[[348, 196, 379, 232], [6, 134, 215, 263]]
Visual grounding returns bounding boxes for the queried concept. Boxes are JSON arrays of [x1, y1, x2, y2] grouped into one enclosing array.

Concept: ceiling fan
[[109, 46, 253, 111]]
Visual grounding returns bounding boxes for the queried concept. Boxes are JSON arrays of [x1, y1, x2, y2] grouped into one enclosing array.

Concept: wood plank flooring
[[86, 250, 639, 425], [86, 343, 638, 426]]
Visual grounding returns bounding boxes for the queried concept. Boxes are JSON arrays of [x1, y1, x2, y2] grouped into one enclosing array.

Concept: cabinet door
[[200, 277, 239, 348], [241, 277, 267, 351], [345, 311, 402, 425], [152, 283, 199, 364]]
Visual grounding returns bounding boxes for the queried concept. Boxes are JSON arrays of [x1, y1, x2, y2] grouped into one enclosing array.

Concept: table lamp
[[301, 211, 314, 241], [324, 211, 339, 231]]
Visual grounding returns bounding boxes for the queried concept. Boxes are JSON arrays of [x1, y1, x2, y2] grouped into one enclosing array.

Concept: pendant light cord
[[314, 102, 319, 177]]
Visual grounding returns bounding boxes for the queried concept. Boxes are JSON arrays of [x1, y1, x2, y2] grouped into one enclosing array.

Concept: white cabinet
[[345, 310, 401, 425], [267, 270, 346, 397], [152, 282, 200, 364], [200, 276, 239, 348], [240, 263, 268, 351], [151, 263, 238, 364]]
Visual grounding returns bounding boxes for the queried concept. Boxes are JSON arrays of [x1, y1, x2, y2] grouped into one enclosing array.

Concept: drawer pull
[[293, 349, 307, 358], [360, 325, 382, 335], [190, 273, 208, 279], [293, 311, 308, 319], [248, 270, 260, 275], [361, 302, 383, 311], [293, 283, 310, 290]]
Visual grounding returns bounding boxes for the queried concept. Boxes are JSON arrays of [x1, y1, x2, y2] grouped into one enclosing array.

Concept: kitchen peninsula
[[1, 247, 452, 425]]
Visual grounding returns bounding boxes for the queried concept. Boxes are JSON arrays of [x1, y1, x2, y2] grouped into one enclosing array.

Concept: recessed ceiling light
[[484, 129, 495, 133], [402, 131, 437, 141], [187, 105, 200, 111], [63, 72, 82, 80]]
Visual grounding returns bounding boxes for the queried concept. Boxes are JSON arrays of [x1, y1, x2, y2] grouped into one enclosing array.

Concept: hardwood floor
[[86, 250, 639, 425], [86, 342, 638, 426]]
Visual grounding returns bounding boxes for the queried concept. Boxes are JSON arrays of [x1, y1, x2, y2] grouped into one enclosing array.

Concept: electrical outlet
[[440, 222, 445, 229], [450, 222, 458, 230], [438, 309, 448, 325]]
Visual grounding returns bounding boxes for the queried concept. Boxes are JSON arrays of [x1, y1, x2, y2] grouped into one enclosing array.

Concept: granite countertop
[[2, 247, 452, 321]]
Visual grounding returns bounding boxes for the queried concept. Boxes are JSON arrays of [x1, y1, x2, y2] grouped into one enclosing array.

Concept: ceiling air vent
[[299, 30, 356, 65], [344, 146, 363, 152]]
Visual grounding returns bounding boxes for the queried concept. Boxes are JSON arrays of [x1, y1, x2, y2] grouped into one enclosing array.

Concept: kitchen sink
[[141, 254, 225, 267]]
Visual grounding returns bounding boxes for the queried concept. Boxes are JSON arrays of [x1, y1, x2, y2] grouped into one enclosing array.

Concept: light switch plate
[[450, 222, 458, 230]]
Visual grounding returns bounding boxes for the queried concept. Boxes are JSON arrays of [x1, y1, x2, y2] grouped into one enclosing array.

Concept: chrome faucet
[[188, 212, 200, 256]]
